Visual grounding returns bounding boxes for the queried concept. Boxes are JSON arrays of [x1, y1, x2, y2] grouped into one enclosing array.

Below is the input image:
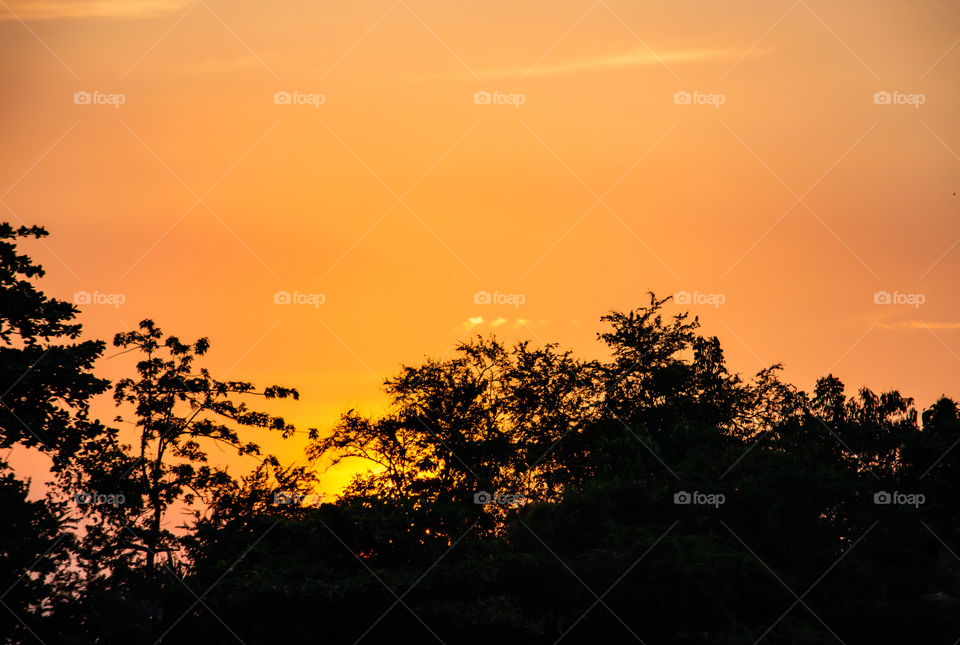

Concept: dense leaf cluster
[[2, 224, 959, 643]]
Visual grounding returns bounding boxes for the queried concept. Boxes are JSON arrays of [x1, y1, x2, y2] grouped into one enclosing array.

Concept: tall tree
[[308, 336, 594, 537], [0, 222, 108, 465], [0, 222, 107, 640], [63, 319, 300, 577]]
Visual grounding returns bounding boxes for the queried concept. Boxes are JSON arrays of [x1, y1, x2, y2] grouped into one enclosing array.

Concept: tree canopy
[[2, 223, 959, 644]]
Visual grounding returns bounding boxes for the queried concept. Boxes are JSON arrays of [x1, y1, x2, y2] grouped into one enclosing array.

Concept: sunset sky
[[3, 0, 959, 496]]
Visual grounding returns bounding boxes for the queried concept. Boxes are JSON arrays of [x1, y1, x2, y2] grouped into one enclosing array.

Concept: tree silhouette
[[308, 336, 594, 539], [0, 223, 109, 640], [61, 319, 300, 578], [5, 222, 960, 643], [0, 223, 108, 464]]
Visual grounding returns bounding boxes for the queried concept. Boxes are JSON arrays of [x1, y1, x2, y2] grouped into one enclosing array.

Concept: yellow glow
[[3, 0, 959, 496]]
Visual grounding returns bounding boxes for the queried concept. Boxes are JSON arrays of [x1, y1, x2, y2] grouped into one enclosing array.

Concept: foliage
[[0, 223, 108, 464], [4, 224, 960, 643]]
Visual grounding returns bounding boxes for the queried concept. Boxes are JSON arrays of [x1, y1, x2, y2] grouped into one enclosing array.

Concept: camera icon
[[673, 290, 691, 305], [73, 291, 92, 305], [873, 91, 891, 105], [73, 492, 92, 505], [873, 291, 891, 305], [873, 491, 892, 505], [673, 491, 691, 505], [274, 91, 291, 105], [273, 492, 293, 505], [474, 91, 491, 105], [73, 91, 91, 105], [673, 91, 691, 105], [273, 291, 292, 305], [473, 290, 492, 305], [474, 491, 492, 505]]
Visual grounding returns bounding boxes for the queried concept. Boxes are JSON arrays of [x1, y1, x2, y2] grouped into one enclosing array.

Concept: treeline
[[2, 222, 960, 644]]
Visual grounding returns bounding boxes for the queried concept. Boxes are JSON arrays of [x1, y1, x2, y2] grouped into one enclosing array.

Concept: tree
[[274, 294, 960, 644], [62, 319, 301, 578], [3, 260, 958, 643], [0, 458, 77, 641], [308, 336, 595, 539], [0, 222, 108, 640], [0, 222, 109, 465], [597, 293, 773, 435]]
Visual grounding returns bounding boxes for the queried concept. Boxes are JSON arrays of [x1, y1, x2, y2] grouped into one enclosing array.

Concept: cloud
[[1, 0, 191, 21], [411, 48, 744, 80], [879, 320, 960, 331], [512, 48, 741, 78], [457, 317, 548, 331], [406, 47, 751, 82]]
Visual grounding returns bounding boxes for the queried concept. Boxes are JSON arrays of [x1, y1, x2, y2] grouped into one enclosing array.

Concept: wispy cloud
[[879, 320, 960, 331], [517, 48, 741, 77], [458, 317, 547, 331], [413, 49, 761, 80], [0, 0, 191, 22], [420, 48, 746, 80]]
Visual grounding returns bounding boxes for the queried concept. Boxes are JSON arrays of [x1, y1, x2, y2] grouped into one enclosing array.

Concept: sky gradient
[[3, 0, 959, 495]]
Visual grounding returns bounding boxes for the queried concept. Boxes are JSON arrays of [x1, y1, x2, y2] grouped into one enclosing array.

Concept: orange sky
[[3, 0, 959, 496]]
